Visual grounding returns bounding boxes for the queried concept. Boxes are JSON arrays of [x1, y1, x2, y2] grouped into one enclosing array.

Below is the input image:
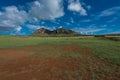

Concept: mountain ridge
[[32, 28, 77, 36]]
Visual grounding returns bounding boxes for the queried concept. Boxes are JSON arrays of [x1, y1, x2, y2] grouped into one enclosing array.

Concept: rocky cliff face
[[33, 28, 77, 35], [34, 28, 51, 34]]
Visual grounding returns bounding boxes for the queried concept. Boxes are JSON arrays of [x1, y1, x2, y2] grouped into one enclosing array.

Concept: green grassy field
[[0, 35, 120, 80], [0, 35, 120, 65]]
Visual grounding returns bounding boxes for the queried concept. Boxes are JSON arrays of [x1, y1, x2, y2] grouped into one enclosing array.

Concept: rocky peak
[[34, 28, 51, 34], [33, 27, 77, 35]]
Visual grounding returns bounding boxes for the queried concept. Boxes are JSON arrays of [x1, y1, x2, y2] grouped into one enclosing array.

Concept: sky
[[0, 0, 120, 35]]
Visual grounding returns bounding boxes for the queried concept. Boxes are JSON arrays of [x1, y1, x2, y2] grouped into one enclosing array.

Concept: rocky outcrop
[[33, 28, 51, 34], [33, 28, 77, 35]]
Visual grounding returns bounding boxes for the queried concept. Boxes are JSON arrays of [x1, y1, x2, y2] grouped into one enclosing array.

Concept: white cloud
[[41, 21, 45, 24], [72, 26, 106, 34], [27, 24, 56, 31], [0, 6, 28, 31], [16, 26, 22, 32], [81, 19, 91, 22], [81, 2, 91, 10], [27, 24, 42, 30], [68, 0, 87, 16], [0, 0, 65, 32], [59, 26, 63, 28], [102, 25, 107, 27], [66, 22, 71, 25], [107, 17, 118, 23], [0, 12, 2, 15], [29, 0, 64, 20], [87, 5, 91, 10], [98, 6, 120, 18], [109, 30, 120, 34], [70, 17, 74, 23]]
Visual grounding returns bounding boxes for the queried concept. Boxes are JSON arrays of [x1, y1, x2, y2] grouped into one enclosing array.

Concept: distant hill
[[32, 28, 120, 37], [32, 28, 78, 36], [105, 34, 120, 36]]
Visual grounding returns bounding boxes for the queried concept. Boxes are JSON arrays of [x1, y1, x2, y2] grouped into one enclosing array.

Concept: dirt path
[[0, 44, 119, 80]]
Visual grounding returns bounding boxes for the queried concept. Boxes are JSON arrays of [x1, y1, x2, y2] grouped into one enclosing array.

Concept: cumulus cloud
[[68, 0, 87, 16], [29, 0, 64, 20], [0, 6, 28, 31], [0, 0, 65, 32]]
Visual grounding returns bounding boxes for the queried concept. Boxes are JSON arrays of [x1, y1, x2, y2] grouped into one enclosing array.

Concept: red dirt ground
[[0, 44, 119, 80]]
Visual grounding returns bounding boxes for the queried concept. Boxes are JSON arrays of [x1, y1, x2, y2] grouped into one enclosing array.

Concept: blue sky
[[0, 0, 120, 35]]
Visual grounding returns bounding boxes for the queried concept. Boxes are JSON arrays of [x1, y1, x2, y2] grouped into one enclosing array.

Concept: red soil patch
[[0, 49, 33, 60], [0, 44, 119, 80]]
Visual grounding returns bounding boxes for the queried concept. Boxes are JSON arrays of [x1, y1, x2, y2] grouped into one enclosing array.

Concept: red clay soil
[[0, 44, 119, 80]]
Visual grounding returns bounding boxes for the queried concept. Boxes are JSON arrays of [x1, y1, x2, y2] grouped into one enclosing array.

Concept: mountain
[[105, 33, 120, 36], [32, 28, 77, 36], [33, 28, 52, 34], [51, 28, 77, 34]]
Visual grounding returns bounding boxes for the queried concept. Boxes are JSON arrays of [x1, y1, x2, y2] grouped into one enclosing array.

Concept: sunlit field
[[0, 36, 120, 80]]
